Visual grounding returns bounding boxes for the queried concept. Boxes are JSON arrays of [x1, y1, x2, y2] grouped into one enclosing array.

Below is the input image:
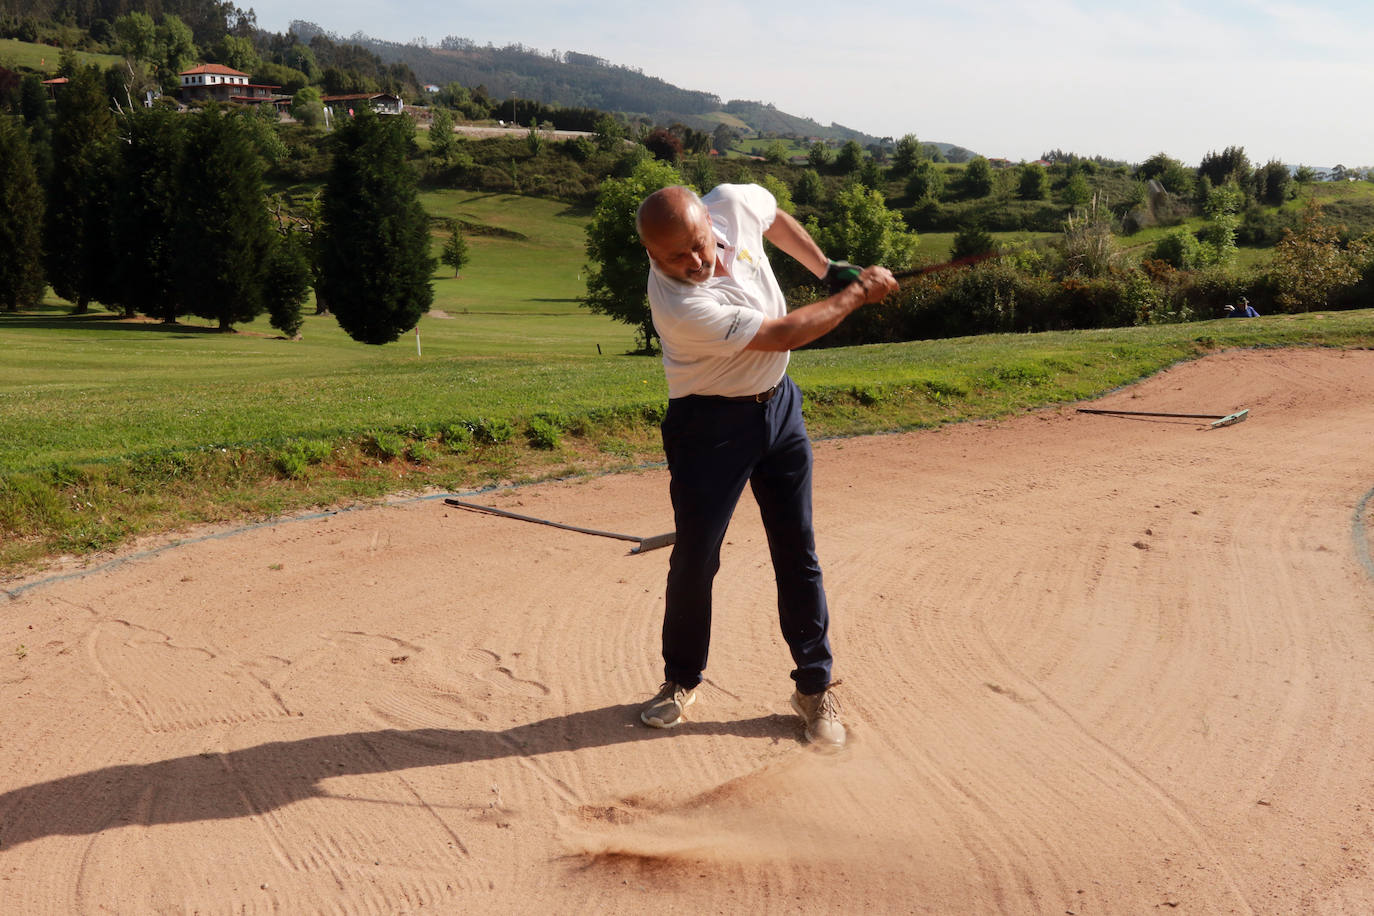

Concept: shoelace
[[815, 689, 841, 720]]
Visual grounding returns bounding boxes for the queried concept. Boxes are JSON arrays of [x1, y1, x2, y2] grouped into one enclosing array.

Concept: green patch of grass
[[3, 186, 1374, 577], [0, 38, 122, 73]]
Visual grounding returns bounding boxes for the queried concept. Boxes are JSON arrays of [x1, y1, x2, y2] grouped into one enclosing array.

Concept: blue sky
[[248, 1, 1373, 166]]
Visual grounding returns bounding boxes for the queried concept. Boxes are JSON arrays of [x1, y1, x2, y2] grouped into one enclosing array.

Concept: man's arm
[[745, 265, 897, 352], [762, 209, 828, 279]]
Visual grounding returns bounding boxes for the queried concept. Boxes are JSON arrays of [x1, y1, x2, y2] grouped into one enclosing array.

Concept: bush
[[439, 422, 473, 452], [1151, 229, 1205, 270], [365, 430, 406, 460], [472, 417, 514, 445], [526, 416, 563, 449]]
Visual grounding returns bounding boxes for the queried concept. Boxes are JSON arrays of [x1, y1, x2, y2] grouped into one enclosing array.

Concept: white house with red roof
[[179, 64, 284, 108]]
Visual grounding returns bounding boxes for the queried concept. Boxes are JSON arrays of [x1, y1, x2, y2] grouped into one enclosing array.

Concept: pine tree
[[110, 105, 184, 321], [174, 106, 276, 331], [264, 230, 312, 338], [44, 61, 116, 314], [0, 116, 47, 312], [318, 108, 435, 345]]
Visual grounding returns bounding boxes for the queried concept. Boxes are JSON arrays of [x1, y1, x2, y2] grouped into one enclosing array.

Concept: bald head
[[636, 186, 706, 242], [637, 186, 718, 285]]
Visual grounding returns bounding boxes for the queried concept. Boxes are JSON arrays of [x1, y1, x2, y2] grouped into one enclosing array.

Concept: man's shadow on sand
[[0, 705, 798, 849]]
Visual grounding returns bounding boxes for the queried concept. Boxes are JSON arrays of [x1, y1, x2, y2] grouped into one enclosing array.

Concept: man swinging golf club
[[636, 184, 896, 749]]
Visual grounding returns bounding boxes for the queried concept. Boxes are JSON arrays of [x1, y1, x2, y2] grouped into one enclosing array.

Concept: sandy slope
[[2, 348, 1372, 915]]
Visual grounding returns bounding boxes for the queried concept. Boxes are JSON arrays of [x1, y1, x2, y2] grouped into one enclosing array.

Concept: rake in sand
[[1075, 407, 1250, 429]]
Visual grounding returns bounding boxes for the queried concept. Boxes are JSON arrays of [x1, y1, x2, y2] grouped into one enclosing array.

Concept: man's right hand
[[852, 266, 898, 304], [826, 261, 897, 303]]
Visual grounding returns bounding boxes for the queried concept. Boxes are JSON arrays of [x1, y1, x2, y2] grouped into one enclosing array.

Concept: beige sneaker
[[791, 686, 846, 749], [640, 681, 696, 728]]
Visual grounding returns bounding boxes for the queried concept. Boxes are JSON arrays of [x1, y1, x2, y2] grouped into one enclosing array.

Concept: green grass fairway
[[4, 183, 1374, 574], [0, 38, 123, 73], [419, 191, 633, 354]]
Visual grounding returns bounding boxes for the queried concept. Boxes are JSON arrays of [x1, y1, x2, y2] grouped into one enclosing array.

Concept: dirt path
[[2, 348, 1372, 914]]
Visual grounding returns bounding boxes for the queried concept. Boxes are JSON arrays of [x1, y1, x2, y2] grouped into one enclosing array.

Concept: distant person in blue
[[1225, 297, 1260, 318]]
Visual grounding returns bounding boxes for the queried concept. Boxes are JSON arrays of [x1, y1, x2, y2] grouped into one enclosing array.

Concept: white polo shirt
[[647, 184, 790, 399]]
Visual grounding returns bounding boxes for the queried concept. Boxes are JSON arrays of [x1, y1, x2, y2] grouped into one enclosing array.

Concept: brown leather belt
[[707, 385, 778, 404]]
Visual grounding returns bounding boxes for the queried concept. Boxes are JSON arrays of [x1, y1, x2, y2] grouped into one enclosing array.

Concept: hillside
[[288, 20, 970, 151]]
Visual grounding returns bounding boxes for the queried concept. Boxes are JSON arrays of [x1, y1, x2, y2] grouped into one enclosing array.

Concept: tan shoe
[[640, 681, 696, 728], [791, 686, 846, 749]]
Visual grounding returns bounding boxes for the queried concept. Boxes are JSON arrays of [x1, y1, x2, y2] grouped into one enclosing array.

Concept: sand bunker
[[2, 348, 1372, 913]]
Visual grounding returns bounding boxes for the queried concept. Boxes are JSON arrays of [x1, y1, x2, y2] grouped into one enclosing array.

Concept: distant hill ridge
[[289, 20, 975, 157]]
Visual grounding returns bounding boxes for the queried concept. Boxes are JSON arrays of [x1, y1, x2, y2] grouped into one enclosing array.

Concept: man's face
[[643, 205, 716, 286]]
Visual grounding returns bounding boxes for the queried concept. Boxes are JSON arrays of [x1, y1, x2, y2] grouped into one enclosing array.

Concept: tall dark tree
[[1255, 159, 1292, 206], [174, 106, 276, 330], [263, 229, 312, 338], [110, 105, 185, 321], [835, 139, 864, 173], [0, 115, 46, 311], [1198, 146, 1252, 194], [317, 108, 435, 345], [44, 61, 116, 314]]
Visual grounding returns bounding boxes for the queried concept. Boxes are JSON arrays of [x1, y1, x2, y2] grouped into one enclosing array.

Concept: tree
[[1136, 151, 1194, 197], [712, 123, 735, 155], [109, 105, 184, 322], [1018, 163, 1048, 200], [890, 133, 923, 176], [441, 220, 469, 277], [1270, 201, 1361, 312], [835, 139, 864, 173], [429, 105, 455, 162], [44, 61, 116, 314], [290, 86, 324, 128], [0, 115, 46, 311], [962, 156, 993, 197], [763, 139, 788, 165], [759, 173, 793, 214], [174, 107, 277, 330], [794, 169, 824, 206], [593, 114, 623, 151], [951, 221, 995, 260], [643, 127, 682, 163], [263, 229, 312, 338], [905, 160, 945, 200], [1255, 159, 1292, 206], [805, 183, 918, 269], [154, 15, 196, 89], [112, 11, 157, 62], [1198, 182, 1243, 265], [317, 108, 435, 345], [1294, 165, 1317, 185], [807, 140, 830, 169], [1061, 171, 1092, 207], [582, 157, 684, 352], [1198, 146, 1252, 193], [213, 34, 260, 74]]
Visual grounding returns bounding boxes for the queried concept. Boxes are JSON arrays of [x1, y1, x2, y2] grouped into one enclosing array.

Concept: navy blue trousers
[[659, 375, 833, 695]]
